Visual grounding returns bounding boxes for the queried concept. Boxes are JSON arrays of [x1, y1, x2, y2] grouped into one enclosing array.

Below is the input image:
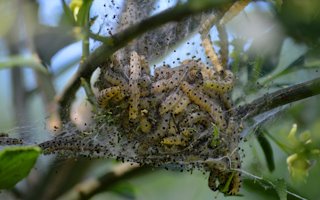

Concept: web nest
[[2, 0, 252, 196]]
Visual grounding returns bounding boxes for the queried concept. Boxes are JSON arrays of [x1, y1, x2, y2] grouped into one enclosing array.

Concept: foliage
[[0, 146, 41, 189]]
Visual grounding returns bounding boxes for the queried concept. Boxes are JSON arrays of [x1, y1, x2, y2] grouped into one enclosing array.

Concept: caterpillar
[[97, 86, 121, 107], [203, 70, 234, 93], [151, 73, 182, 94], [104, 68, 127, 86], [137, 73, 151, 98], [112, 89, 126, 102], [159, 90, 183, 115], [172, 93, 190, 115], [154, 113, 171, 138], [200, 65, 215, 81], [199, 14, 217, 37], [151, 79, 168, 94], [139, 55, 150, 76], [161, 135, 188, 146], [219, 0, 251, 25], [128, 51, 142, 120], [154, 65, 172, 80], [180, 82, 226, 128], [181, 111, 211, 127], [202, 35, 223, 72], [138, 75, 151, 88], [140, 116, 152, 133]]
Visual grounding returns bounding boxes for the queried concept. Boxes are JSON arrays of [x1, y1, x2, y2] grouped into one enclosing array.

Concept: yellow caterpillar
[[159, 90, 183, 115], [151, 79, 168, 94], [97, 86, 121, 107], [151, 73, 182, 94], [202, 35, 223, 72], [180, 82, 225, 128], [181, 111, 210, 127], [161, 135, 188, 146], [199, 14, 217, 37], [154, 65, 172, 80], [172, 93, 190, 115], [104, 68, 127, 86], [140, 116, 152, 133], [128, 51, 141, 120], [154, 113, 171, 138], [139, 55, 150, 76], [203, 70, 234, 93], [220, 0, 251, 25]]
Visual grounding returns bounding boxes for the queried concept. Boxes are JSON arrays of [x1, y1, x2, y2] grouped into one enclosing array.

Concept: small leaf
[[256, 129, 275, 172], [0, 146, 41, 189], [62, 0, 76, 25], [259, 38, 307, 84], [274, 179, 287, 200]]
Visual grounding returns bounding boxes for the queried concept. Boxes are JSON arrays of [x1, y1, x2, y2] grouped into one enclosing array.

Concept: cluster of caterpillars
[[94, 49, 241, 195], [92, 0, 252, 195]]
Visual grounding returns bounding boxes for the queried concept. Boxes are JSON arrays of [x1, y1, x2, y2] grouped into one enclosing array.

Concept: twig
[[57, 163, 149, 200], [57, 0, 234, 121], [235, 76, 320, 119]]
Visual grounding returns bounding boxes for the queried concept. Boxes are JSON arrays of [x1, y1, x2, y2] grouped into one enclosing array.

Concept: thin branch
[[57, 0, 234, 120], [235, 77, 320, 119], [57, 163, 149, 200]]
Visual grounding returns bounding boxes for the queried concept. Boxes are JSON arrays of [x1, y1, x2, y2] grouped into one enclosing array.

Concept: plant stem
[[235, 76, 320, 119]]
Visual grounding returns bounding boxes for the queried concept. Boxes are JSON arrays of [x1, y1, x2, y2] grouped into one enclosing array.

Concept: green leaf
[[256, 129, 275, 172], [274, 179, 287, 200], [242, 178, 278, 199], [243, 178, 290, 200], [259, 38, 307, 84], [62, 0, 76, 25], [0, 146, 41, 189]]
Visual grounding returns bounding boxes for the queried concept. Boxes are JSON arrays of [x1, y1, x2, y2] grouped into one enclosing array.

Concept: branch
[[57, 163, 149, 200], [56, 0, 234, 120], [235, 77, 320, 119]]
